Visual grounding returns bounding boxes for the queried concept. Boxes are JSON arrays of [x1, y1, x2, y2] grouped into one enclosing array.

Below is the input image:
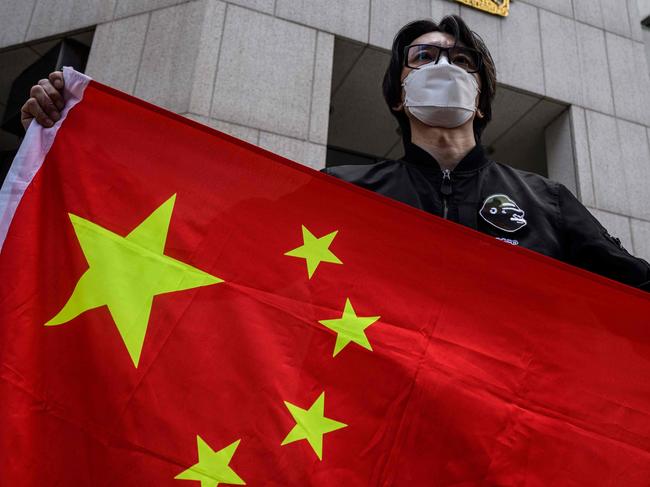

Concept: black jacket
[[324, 142, 650, 292]]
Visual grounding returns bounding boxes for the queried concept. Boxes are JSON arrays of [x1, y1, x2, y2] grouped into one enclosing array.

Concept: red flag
[[1, 68, 649, 486]]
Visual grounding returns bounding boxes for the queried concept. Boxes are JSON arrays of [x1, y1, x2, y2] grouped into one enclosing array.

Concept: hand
[[20, 71, 65, 131]]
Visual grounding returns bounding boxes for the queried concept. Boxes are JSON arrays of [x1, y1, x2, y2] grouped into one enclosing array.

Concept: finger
[[30, 84, 60, 122], [49, 70, 64, 90], [20, 100, 35, 131], [24, 97, 54, 128], [38, 78, 64, 111]]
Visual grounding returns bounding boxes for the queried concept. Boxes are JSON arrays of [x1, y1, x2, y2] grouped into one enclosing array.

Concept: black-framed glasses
[[404, 44, 482, 73]]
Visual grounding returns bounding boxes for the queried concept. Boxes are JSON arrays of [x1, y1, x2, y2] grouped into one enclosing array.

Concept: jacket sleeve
[[558, 183, 650, 291]]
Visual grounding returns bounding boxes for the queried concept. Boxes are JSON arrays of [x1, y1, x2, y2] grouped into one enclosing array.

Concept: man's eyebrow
[[416, 40, 461, 48]]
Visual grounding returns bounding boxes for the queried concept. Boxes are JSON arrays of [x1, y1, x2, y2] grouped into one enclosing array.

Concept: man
[[323, 16, 650, 291], [20, 16, 650, 291]]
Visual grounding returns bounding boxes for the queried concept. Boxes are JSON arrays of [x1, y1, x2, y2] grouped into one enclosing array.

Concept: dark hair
[[382, 15, 497, 143]]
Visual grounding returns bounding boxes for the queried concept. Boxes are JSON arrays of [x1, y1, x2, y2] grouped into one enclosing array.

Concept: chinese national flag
[[1, 68, 650, 486]]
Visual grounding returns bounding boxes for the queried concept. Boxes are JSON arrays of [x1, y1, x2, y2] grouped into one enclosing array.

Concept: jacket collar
[[402, 140, 489, 174]]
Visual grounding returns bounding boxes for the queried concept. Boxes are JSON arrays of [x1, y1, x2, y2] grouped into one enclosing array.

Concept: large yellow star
[[175, 436, 245, 487], [281, 391, 347, 460], [45, 195, 221, 367], [284, 225, 342, 279], [318, 298, 380, 357]]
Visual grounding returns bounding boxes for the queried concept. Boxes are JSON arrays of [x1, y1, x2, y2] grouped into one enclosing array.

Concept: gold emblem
[[455, 0, 509, 17]]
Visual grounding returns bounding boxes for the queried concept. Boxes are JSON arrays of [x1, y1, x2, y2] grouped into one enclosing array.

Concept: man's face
[[396, 31, 482, 121]]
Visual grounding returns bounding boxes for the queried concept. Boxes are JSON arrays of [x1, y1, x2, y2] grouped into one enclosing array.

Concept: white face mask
[[402, 59, 480, 128]]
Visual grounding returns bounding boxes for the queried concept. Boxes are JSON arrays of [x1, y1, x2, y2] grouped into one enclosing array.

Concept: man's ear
[[476, 109, 484, 119], [393, 102, 404, 112]]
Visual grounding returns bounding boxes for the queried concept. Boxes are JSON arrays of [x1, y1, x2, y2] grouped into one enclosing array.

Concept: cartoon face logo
[[479, 194, 527, 232]]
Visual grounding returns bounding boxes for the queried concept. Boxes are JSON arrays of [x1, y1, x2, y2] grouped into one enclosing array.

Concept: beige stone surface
[[0, 0, 36, 48], [431, 0, 460, 20], [631, 218, 650, 262], [134, 1, 221, 113], [26, 0, 117, 41], [309, 32, 334, 144], [576, 22, 614, 114], [188, 0, 227, 116], [540, 10, 582, 105], [85, 13, 149, 93], [585, 110, 630, 215], [568, 107, 595, 207], [369, 0, 431, 49], [211, 6, 317, 138], [226, 0, 274, 14], [275, 0, 370, 43], [606, 33, 650, 126], [617, 119, 650, 221], [114, 0, 186, 19], [522, 0, 573, 18], [545, 110, 577, 196]]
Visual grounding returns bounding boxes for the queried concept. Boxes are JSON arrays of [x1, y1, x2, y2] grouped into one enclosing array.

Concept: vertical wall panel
[[211, 6, 317, 139]]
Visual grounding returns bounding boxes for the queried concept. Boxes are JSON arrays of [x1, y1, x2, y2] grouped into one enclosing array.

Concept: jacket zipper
[[441, 169, 452, 219]]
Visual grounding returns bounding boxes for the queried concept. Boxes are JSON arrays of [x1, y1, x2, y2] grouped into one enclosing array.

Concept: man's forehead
[[411, 31, 463, 47]]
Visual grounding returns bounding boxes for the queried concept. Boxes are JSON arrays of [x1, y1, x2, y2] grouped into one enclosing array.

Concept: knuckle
[[30, 102, 42, 114], [38, 78, 49, 86], [49, 71, 64, 86]]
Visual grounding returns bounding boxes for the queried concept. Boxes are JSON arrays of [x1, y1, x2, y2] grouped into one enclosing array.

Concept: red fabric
[[1, 81, 649, 486]]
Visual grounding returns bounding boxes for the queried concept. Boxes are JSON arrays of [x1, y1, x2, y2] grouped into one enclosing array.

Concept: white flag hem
[[0, 67, 92, 252]]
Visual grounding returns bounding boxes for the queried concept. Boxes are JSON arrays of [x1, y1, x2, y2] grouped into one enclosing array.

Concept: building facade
[[1, 0, 650, 261]]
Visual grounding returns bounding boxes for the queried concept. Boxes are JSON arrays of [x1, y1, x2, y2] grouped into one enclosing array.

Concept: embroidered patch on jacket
[[479, 194, 527, 233], [496, 237, 519, 246]]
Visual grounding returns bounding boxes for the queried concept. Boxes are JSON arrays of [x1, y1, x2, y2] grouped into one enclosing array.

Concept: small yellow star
[[284, 225, 342, 279], [318, 298, 380, 357], [281, 392, 347, 460], [175, 436, 245, 487]]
